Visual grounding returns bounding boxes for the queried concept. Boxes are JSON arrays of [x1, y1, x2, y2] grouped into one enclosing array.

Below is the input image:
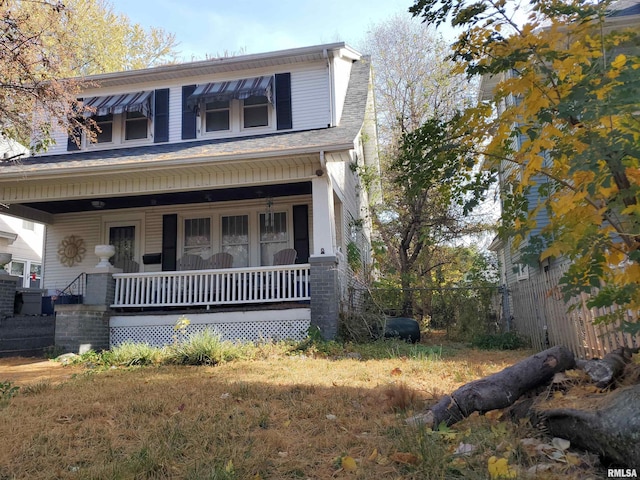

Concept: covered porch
[[3, 150, 348, 349]]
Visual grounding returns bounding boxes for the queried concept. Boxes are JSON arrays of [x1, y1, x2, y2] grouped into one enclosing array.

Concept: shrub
[[471, 332, 527, 350], [110, 342, 166, 366], [169, 328, 243, 365], [0, 380, 19, 401]]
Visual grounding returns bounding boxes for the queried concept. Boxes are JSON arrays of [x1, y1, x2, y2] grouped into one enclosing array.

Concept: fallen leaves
[[341, 455, 357, 472], [389, 452, 420, 465], [488, 456, 517, 479]]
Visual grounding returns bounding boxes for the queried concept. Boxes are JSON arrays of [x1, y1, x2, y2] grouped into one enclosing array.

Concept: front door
[[108, 224, 137, 272]]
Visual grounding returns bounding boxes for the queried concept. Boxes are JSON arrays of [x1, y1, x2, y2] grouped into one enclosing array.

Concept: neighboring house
[[0, 216, 44, 289], [0, 136, 45, 290], [484, 2, 639, 353], [0, 42, 379, 349]]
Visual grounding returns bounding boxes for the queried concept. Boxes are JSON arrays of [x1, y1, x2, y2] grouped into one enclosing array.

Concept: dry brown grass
[[0, 340, 605, 479]]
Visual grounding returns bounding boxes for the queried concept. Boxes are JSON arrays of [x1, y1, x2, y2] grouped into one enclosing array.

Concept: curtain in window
[[222, 215, 248, 267], [109, 226, 136, 266]]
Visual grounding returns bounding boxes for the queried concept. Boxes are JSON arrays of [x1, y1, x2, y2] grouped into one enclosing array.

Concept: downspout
[[323, 49, 335, 127]]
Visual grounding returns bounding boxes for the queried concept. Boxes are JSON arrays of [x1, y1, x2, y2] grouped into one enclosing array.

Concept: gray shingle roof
[[13, 57, 372, 172]]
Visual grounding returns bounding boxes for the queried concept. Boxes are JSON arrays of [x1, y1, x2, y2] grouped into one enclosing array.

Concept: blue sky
[[109, 0, 415, 60]]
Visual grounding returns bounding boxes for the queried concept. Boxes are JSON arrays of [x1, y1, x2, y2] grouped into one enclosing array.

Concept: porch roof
[[1, 58, 371, 179]]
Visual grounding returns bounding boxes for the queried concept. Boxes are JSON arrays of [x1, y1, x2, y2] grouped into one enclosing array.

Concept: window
[[222, 215, 249, 267], [8, 260, 41, 288], [22, 220, 35, 231], [93, 114, 113, 143], [10, 261, 24, 283], [29, 263, 41, 288], [125, 111, 148, 140], [259, 212, 287, 265], [205, 100, 230, 132], [184, 217, 211, 258], [243, 95, 269, 128], [516, 263, 529, 281]]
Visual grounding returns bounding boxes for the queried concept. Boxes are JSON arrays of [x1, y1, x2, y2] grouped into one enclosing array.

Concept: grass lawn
[[0, 335, 603, 479]]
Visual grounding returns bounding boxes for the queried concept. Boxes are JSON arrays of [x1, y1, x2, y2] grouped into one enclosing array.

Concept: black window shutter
[[181, 85, 197, 140], [67, 127, 81, 151], [154, 88, 170, 143], [162, 214, 178, 271], [67, 111, 82, 151], [275, 73, 292, 130], [292, 204, 309, 263]]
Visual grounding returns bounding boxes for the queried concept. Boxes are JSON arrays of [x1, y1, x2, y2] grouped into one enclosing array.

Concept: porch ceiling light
[[265, 196, 274, 231], [91, 200, 106, 209]]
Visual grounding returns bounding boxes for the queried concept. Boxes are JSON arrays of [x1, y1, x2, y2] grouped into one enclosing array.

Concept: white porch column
[[311, 176, 335, 256], [310, 175, 340, 339]]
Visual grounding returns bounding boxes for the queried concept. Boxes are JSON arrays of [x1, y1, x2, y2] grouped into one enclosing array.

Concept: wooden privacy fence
[[509, 262, 639, 359]]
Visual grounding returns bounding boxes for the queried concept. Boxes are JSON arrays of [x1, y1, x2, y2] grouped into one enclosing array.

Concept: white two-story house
[[0, 43, 379, 351]]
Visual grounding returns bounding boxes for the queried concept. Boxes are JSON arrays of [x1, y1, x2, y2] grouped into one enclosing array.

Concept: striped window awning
[[186, 76, 273, 109], [82, 91, 153, 117]]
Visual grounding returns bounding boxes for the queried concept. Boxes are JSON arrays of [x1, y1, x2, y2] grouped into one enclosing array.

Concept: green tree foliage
[[410, 0, 640, 328], [0, 0, 178, 151], [361, 16, 490, 315]]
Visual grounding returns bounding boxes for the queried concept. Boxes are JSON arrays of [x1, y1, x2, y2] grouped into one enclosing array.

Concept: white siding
[[46, 123, 72, 156], [325, 149, 366, 254], [43, 212, 102, 294], [332, 56, 353, 126], [168, 86, 182, 143], [291, 67, 330, 130]]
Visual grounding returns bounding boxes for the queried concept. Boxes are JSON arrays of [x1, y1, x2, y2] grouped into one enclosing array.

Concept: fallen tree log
[[407, 345, 575, 428], [538, 384, 640, 467], [578, 347, 639, 388]]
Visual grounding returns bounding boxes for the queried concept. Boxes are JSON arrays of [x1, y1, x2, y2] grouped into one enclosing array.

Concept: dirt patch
[[0, 357, 83, 385]]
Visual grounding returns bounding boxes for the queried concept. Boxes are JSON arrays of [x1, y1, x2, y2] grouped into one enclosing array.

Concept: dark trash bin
[[384, 317, 421, 343]]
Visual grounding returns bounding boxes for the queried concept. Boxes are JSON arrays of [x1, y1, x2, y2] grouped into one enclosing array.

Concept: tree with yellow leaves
[[409, 0, 640, 331]]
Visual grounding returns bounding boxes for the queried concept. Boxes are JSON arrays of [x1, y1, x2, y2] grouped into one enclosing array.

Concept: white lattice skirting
[[110, 308, 311, 347]]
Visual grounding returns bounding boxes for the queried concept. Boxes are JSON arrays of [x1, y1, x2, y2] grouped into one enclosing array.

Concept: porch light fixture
[[265, 196, 274, 232], [91, 200, 106, 209]]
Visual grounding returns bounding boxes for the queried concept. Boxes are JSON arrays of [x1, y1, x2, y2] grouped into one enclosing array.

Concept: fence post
[[500, 285, 511, 332]]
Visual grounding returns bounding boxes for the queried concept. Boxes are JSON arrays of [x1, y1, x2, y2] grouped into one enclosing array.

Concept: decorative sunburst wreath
[[58, 235, 86, 267]]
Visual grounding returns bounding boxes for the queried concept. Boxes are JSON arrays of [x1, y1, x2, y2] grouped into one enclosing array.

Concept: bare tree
[[358, 15, 484, 315]]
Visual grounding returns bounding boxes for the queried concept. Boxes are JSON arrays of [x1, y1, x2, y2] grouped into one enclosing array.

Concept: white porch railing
[[112, 264, 310, 308]]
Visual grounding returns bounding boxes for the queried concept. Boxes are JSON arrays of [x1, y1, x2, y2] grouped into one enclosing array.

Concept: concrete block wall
[[54, 304, 110, 354], [0, 276, 18, 316], [309, 255, 340, 339]]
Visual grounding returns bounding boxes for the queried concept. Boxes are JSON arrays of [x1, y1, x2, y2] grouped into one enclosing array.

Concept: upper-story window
[[243, 95, 269, 128], [180, 73, 291, 142], [94, 114, 114, 143], [204, 100, 230, 132], [79, 91, 153, 147], [188, 76, 274, 135], [125, 111, 149, 140]]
